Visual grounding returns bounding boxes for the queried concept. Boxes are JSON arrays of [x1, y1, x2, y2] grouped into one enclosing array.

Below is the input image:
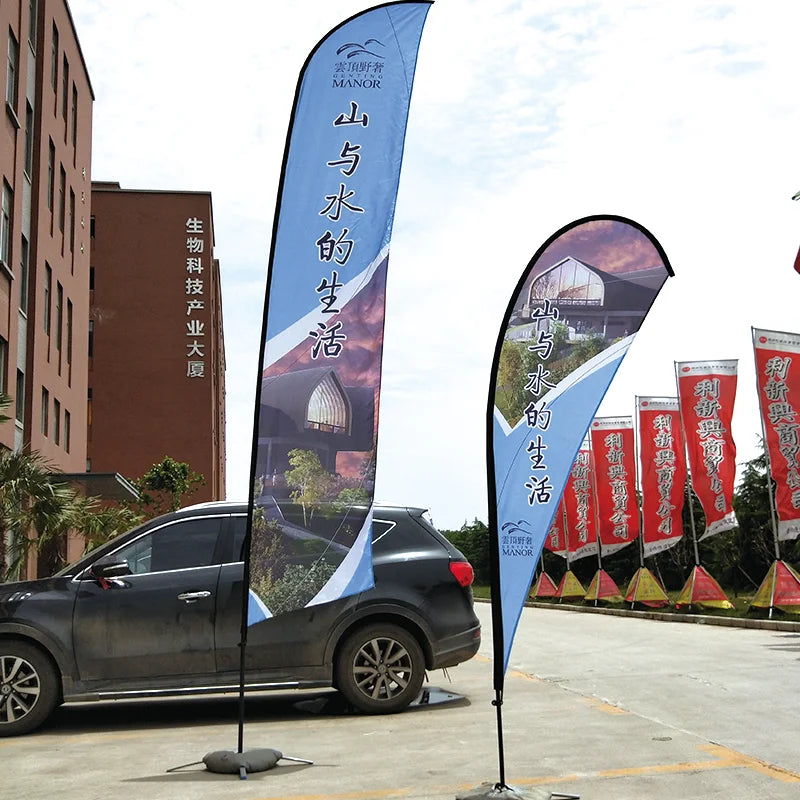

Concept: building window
[[530, 258, 605, 305], [0, 336, 7, 394], [15, 370, 24, 423], [1, 181, 12, 267], [53, 398, 60, 445], [44, 263, 51, 334], [86, 388, 92, 436], [47, 139, 54, 212], [6, 29, 19, 109], [19, 235, 29, 311], [28, 1, 38, 49], [90, 215, 95, 238], [24, 102, 34, 175], [306, 373, 351, 434], [61, 55, 68, 120], [41, 387, 49, 435], [89, 266, 95, 290], [66, 299, 73, 372], [58, 165, 65, 231], [50, 23, 58, 91], [88, 319, 94, 358], [68, 189, 75, 252], [55, 282, 63, 355], [64, 410, 71, 453], [71, 84, 77, 147]]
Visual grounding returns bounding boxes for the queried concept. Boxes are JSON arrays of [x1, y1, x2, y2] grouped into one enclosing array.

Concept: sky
[[68, 0, 800, 530]]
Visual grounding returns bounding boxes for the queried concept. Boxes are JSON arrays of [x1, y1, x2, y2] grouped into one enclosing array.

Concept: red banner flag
[[637, 397, 686, 556], [544, 501, 567, 556], [676, 360, 738, 538], [752, 328, 800, 540], [589, 417, 639, 555], [563, 448, 599, 560]]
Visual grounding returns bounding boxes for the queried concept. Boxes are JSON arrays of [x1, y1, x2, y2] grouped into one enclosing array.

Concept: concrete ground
[[2, 602, 799, 800]]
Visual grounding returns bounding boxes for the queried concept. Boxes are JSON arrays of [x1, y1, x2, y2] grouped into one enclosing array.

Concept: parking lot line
[[582, 697, 629, 714], [248, 743, 800, 800]]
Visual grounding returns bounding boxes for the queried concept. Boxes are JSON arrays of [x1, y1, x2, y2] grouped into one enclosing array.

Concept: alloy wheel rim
[[352, 636, 412, 701], [0, 655, 40, 724]]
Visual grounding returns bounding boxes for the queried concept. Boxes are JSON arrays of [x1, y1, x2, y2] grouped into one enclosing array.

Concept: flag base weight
[[456, 783, 578, 799], [201, 748, 313, 779]]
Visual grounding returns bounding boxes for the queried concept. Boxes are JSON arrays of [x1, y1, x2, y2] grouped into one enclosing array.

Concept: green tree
[[441, 518, 490, 584], [284, 448, 334, 526], [495, 340, 526, 425], [0, 449, 74, 582], [131, 455, 205, 515], [248, 509, 289, 600], [59, 495, 143, 556], [333, 486, 371, 510], [259, 560, 337, 615], [1, 395, 144, 578]]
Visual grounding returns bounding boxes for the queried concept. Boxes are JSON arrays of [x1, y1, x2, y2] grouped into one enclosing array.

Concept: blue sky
[[69, 0, 800, 528]]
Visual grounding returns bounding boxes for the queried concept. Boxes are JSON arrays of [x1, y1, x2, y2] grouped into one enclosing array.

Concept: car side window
[[231, 515, 248, 561], [111, 517, 222, 574], [371, 519, 395, 547]]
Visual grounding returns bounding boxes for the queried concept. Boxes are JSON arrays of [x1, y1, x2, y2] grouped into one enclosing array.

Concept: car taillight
[[449, 560, 474, 587]]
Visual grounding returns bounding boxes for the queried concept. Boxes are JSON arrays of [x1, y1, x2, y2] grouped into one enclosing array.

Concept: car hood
[[0, 577, 74, 608]]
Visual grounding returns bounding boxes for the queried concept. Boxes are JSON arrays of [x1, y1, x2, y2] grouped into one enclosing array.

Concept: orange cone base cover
[[556, 570, 586, 599], [625, 567, 669, 607], [531, 571, 558, 598], [585, 569, 623, 602], [675, 565, 733, 610], [751, 561, 800, 611]]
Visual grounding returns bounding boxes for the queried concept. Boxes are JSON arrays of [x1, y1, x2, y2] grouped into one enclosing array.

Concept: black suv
[[0, 502, 480, 736]]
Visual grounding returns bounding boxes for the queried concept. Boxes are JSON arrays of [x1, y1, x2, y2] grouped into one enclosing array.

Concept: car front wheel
[[0, 641, 60, 737], [335, 623, 425, 714]]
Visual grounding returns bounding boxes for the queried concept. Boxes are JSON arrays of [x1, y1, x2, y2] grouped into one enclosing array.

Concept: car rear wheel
[[335, 623, 425, 714], [0, 641, 60, 737]]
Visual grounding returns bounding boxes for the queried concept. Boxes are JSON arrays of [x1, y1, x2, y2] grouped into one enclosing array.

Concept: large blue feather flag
[[487, 216, 672, 683]]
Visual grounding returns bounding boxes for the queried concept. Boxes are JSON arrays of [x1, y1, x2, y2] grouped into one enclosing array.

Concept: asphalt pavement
[[2, 602, 799, 800]]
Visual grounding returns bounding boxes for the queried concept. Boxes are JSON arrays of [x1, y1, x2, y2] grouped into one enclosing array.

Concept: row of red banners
[[545, 328, 800, 561]]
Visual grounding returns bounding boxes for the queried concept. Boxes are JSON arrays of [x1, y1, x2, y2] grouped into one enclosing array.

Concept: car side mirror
[[87, 560, 131, 582]]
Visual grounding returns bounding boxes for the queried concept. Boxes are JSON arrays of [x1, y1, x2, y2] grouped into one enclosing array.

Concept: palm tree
[[2, 394, 71, 579], [58, 494, 142, 555], [0, 448, 76, 582]]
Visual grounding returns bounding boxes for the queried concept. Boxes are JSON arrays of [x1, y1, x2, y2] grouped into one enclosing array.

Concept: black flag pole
[[180, 0, 432, 782], [467, 216, 673, 800]]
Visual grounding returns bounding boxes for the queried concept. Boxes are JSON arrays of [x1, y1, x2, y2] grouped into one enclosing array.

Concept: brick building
[[1, 0, 91, 463], [88, 183, 226, 503], [2, 3, 226, 577]]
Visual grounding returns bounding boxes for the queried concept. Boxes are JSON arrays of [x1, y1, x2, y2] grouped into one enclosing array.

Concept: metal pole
[[751, 330, 782, 562], [591, 438, 603, 607], [686, 480, 700, 567], [674, 366, 701, 569], [493, 689, 507, 789], [562, 514, 571, 605], [767, 562, 777, 620], [751, 327, 783, 617]]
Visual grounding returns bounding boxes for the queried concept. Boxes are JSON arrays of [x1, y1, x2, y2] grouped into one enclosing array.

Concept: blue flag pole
[[483, 215, 672, 795]]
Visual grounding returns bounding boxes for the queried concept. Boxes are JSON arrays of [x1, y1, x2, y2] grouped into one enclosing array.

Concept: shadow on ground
[[37, 685, 469, 737]]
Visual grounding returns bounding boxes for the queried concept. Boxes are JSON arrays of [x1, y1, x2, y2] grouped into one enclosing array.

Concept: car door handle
[[177, 591, 212, 603]]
